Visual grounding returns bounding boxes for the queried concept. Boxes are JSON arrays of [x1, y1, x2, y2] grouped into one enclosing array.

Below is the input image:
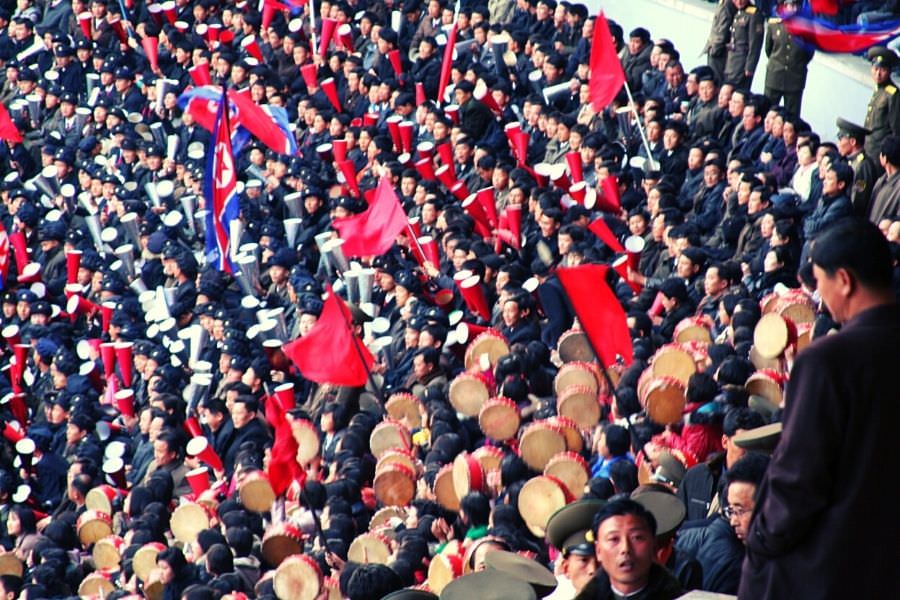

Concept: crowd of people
[[0, 0, 897, 598]]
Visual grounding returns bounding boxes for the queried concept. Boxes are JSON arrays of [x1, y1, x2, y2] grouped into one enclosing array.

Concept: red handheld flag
[[0, 104, 23, 143], [282, 285, 375, 386], [589, 12, 625, 112], [557, 264, 633, 368], [332, 175, 408, 257]]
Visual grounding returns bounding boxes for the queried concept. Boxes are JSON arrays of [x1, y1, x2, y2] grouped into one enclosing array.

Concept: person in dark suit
[[740, 219, 900, 600], [455, 80, 495, 145], [222, 395, 272, 476]]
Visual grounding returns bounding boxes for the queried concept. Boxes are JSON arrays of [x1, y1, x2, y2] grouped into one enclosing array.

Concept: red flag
[[283, 286, 375, 386], [557, 264, 633, 368], [437, 23, 459, 105], [0, 222, 9, 289], [264, 393, 305, 496], [810, 0, 841, 15], [589, 12, 625, 112], [0, 104, 23, 143], [332, 175, 407, 257], [588, 217, 625, 253]]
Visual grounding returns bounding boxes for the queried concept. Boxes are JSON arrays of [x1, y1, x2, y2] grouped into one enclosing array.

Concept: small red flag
[[283, 286, 375, 386], [264, 393, 305, 496], [589, 11, 626, 112], [0, 104, 23, 143], [332, 175, 408, 257], [557, 264, 633, 368]]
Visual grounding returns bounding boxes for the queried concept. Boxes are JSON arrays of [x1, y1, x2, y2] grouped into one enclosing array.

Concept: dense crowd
[[0, 0, 897, 598]]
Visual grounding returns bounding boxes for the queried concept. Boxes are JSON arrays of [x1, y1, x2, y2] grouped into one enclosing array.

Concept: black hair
[[591, 498, 657, 537], [723, 407, 766, 437], [724, 452, 770, 496], [603, 424, 630, 457], [811, 218, 893, 291], [459, 491, 491, 527]]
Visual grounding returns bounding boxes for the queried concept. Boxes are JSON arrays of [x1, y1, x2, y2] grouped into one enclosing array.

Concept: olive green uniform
[[764, 17, 814, 117]]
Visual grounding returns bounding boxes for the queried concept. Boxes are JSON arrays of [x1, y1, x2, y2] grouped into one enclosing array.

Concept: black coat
[[739, 304, 900, 600], [676, 516, 744, 594], [222, 418, 272, 475], [574, 563, 683, 600]]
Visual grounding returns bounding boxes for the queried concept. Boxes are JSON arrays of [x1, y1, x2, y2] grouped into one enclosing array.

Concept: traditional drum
[[546, 416, 584, 453], [376, 448, 418, 476], [448, 372, 491, 417], [262, 523, 304, 568], [373, 462, 416, 507], [478, 396, 520, 441], [323, 576, 342, 600], [92, 535, 125, 570], [452, 453, 485, 500], [554, 361, 601, 396], [753, 313, 797, 359], [77, 509, 113, 546], [171, 502, 210, 544], [84, 484, 121, 515], [369, 419, 412, 459], [385, 392, 427, 430], [472, 445, 505, 472], [759, 292, 782, 314], [673, 316, 713, 345], [519, 421, 567, 471], [745, 369, 785, 407], [433, 463, 459, 512], [292, 419, 321, 465], [240, 470, 276, 513], [348, 532, 392, 564], [426, 550, 464, 594], [649, 344, 696, 385], [0, 553, 23, 577], [544, 452, 590, 499], [640, 375, 686, 425], [557, 329, 596, 363], [145, 580, 165, 600], [777, 290, 815, 325], [78, 572, 115, 597], [369, 506, 408, 532], [518, 475, 571, 537], [463, 330, 509, 370], [556, 384, 600, 430], [133, 542, 166, 581], [273, 554, 322, 600]]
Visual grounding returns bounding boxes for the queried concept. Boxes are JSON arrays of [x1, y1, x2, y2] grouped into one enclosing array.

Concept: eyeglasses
[[722, 505, 751, 519]]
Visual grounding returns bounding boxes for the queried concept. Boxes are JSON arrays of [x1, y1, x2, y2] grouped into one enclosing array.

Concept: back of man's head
[[811, 218, 893, 291]]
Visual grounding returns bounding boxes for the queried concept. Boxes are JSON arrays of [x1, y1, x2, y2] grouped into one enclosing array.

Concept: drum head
[[448, 374, 490, 417], [262, 527, 303, 568], [77, 513, 112, 546], [556, 385, 600, 430], [778, 297, 815, 325], [84, 486, 114, 514], [133, 544, 163, 582], [554, 362, 600, 396], [754, 313, 792, 359], [557, 330, 596, 363], [376, 449, 418, 476], [0, 553, 23, 577], [452, 454, 484, 500], [385, 393, 426, 430], [78, 573, 115, 598], [369, 420, 412, 459], [651, 345, 696, 385], [519, 424, 566, 471], [544, 453, 589, 499], [464, 331, 509, 370], [145, 580, 165, 600], [292, 420, 321, 465], [274, 555, 322, 600], [478, 398, 520, 441], [472, 446, 505, 472], [92, 536, 122, 570], [674, 321, 712, 345], [373, 464, 415, 507], [434, 464, 459, 512], [369, 506, 408, 532], [348, 533, 391, 565], [171, 503, 210, 544], [644, 377, 686, 425], [241, 474, 276, 513], [745, 372, 783, 407], [547, 416, 584, 453], [427, 552, 462, 595], [518, 476, 568, 537]]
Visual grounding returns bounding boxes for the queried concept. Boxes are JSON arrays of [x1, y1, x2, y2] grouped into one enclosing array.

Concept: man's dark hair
[[724, 452, 770, 495], [233, 395, 259, 414], [880, 134, 900, 166], [591, 498, 657, 537], [414, 347, 440, 368], [459, 491, 491, 527], [205, 543, 234, 576], [345, 564, 403, 600], [723, 407, 766, 437], [604, 424, 630, 457], [811, 218, 893, 290]]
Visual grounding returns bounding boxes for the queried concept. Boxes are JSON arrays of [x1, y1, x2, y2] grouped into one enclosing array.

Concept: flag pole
[[335, 290, 384, 403], [621, 80, 658, 172], [309, 0, 317, 60]]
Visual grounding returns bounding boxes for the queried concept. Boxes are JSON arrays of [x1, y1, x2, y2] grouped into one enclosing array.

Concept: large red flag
[[589, 11, 626, 112], [264, 393, 305, 496], [0, 104, 23, 143], [557, 264, 633, 368], [283, 286, 375, 386], [332, 175, 407, 257]]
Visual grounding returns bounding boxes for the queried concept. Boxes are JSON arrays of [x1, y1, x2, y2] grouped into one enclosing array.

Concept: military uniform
[[764, 16, 814, 117], [705, 0, 738, 84], [868, 169, 900, 224], [847, 150, 879, 217], [724, 3, 765, 89], [863, 47, 900, 158]]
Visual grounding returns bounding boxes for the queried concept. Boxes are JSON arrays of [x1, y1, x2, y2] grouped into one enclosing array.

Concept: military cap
[[868, 46, 898, 70], [16, 289, 37, 303], [382, 590, 437, 600], [75, 38, 93, 51], [394, 270, 421, 294], [836, 117, 871, 140], [38, 220, 66, 242], [546, 499, 605, 556], [631, 489, 687, 539], [441, 570, 537, 600], [2, 292, 17, 304], [733, 422, 782, 452], [114, 66, 133, 80], [54, 44, 74, 57], [30, 300, 52, 316], [19, 68, 38, 82], [483, 551, 556, 596]]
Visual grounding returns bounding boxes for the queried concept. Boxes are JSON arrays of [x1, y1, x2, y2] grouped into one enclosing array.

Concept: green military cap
[[631, 490, 686, 539], [383, 590, 438, 600], [652, 452, 687, 488], [836, 117, 872, 140], [733, 422, 783, 453], [484, 550, 558, 597], [440, 570, 538, 600], [868, 46, 898, 70], [545, 500, 605, 557]]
